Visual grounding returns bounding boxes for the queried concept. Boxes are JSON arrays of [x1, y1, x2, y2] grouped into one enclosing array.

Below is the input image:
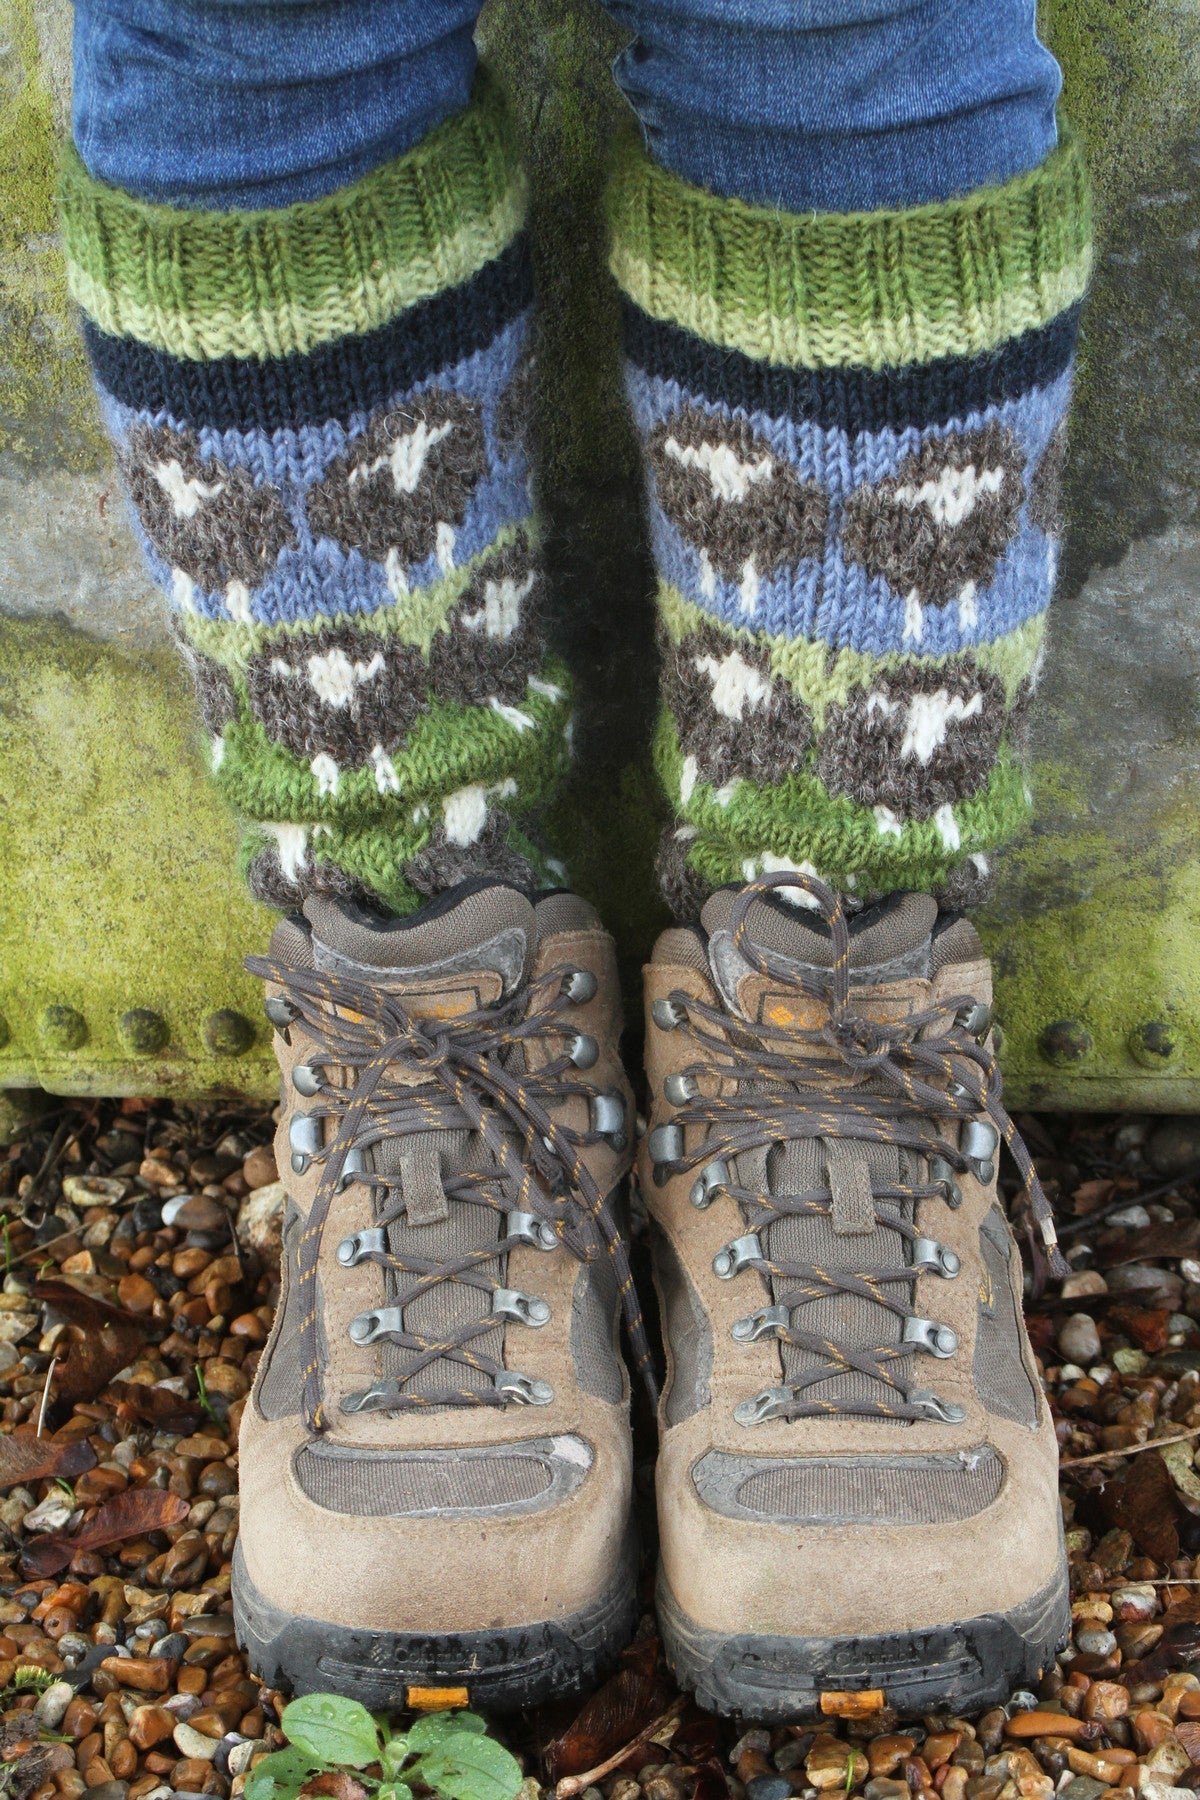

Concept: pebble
[[746, 1779, 791, 1800], [1107, 1205, 1153, 1231], [235, 1183, 285, 1259], [171, 1722, 218, 1763], [241, 1146, 278, 1190], [1059, 1314, 1103, 1365], [33, 1680, 74, 1729]]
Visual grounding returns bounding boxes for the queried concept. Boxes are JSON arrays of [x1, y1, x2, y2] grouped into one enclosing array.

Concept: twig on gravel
[[554, 1695, 689, 1799], [35, 1354, 61, 1438], [1060, 1424, 1200, 1468], [1056, 1163, 1200, 1239]]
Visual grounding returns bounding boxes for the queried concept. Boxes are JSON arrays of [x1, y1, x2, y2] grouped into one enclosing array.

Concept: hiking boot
[[232, 880, 645, 1711], [641, 872, 1069, 1720]]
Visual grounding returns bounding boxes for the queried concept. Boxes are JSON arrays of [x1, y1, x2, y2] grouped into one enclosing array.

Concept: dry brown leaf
[[543, 1634, 673, 1784], [1101, 1448, 1182, 1563], [21, 1485, 190, 1576], [33, 1279, 148, 1406], [105, 1380, 202, 1434], [0, 1431, 98, 1492], [299, 1776, 369, 1800]]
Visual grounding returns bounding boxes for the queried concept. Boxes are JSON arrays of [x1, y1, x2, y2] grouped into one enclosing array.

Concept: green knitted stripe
[[180, 523, 534, 671], [60, 77, 525, 360], [655, 711, 1030, 895], [238, 818, 556, 919], [213, 659, 572, 823], [609, 132, 1092, 372], [657, 582, 1045, 730]]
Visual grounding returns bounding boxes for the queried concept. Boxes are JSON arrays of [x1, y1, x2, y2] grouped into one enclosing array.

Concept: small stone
[[1082, 1682, 1129, 1724], [730, 1733, 772, 1767], [1161, 1675, 1200, 1723], [1059, 1315, 1103, 1366], [807, 1735, 862, 1790], [84, 1784, 129, 1800], [746, 1779, 792, 1800], [33, 1680, 74, 1729], [1107, 1205, 1153, 1231], [1062, 1781, 1109, 1800], [100, 1656, 173, 1692], [1132, 1714, 1177, 1754], [242, 1146, 277, 1189], [116, 1276, 158, 1315], [23, 1492, 75, 1533], [1063, 1272, 1109, 1300], [865, 1783, 908, 1800], [1111, 1584, 1158, 1622], [1004, 1713, 1091, 1742], [149, 1633, 188, 1661], [172, 1722, 218, 1763], [1113, 1348, 1150, 1375], [162, 1195, 228, 1233], [129, 1708, 177, 1752], [236, 1182, 285, 1259], [868, 1738, 916, 1778], [1075, 1626, 1118, 1657], [1144, 1743, 1191, 1783], [226, 1741, 267, 1780]]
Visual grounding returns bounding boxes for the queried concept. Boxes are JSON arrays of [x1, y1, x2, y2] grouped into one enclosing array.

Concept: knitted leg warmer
[[607, 131, 1092, 915], [59, 78, 570, 914]]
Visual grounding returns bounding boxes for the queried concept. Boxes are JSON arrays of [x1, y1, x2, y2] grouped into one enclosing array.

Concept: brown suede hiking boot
[[641, 872, 1069, 1720], [232, 881, 646, 1711]]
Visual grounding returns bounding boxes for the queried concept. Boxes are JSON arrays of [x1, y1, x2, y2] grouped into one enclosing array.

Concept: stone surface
[[2, 0, 1200, 1106]]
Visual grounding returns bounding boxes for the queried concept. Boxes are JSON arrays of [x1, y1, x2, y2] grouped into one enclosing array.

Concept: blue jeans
[[73, 0, 1061, 213]]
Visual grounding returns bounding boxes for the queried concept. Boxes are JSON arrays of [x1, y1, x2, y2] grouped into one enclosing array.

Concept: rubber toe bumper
[[233, 1531, 639, 1711], [657, 1555, 1070, 1720]]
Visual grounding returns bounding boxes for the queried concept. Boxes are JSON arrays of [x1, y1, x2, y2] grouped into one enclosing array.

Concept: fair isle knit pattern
[[60, 80, 569, 915], [608, 131, 1092, 914]]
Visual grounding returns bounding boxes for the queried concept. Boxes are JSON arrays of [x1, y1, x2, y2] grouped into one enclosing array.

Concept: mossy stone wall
[[1, 0, 1198, 1104]]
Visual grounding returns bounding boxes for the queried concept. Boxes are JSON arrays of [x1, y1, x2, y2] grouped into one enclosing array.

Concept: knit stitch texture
[[66, 80, 566, 914], [608, 129, 1091, 914]]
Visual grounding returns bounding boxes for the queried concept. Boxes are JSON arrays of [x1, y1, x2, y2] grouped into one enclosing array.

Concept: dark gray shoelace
[[649, 872, 1065, 1423], [247, 951, 656, 1428]]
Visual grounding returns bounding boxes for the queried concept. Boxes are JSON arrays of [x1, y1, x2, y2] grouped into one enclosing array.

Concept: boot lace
[[248, 950, 657, 1430], [647, 871, 1064, 1426]]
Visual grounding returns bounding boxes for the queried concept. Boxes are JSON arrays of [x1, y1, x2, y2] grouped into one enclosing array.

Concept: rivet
[[1128, 1020, 1176, 1067], [204, 1009, 255, 1056], [38, 1006, 87, 1051], [1039, 1019, 1093, 1066], [119, 1009, 169, 1054]]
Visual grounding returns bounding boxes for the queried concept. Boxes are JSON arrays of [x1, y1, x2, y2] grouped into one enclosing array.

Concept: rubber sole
[[657, 1555, 1071, 1720], [232, 1531, 639, 1712]]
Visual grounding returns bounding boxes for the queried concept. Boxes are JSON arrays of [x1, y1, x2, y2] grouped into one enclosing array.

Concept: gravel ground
[[2, 1102, 1200, 1800]]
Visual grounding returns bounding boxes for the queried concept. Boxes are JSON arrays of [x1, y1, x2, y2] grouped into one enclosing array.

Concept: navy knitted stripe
[[621, 297, 1082, 436], [84, 235, 533, 433]]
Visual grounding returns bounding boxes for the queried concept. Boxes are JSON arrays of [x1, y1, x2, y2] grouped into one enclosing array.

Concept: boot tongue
[[303, 881, 537, 1015], [700, 887, 938, 1020], [301, 882, 538, 1406], [698, 885, 942, 1418]]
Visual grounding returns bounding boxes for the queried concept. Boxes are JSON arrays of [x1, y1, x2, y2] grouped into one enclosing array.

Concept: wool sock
[[59, 78, 570, 914], [608, 129, 1092, 915]]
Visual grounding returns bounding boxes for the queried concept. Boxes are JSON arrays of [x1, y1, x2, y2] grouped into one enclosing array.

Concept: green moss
[[0, 618, 277, 1098], [982, 771, 1200, 1107], [0, 0, 107, 471], [1041, 0, 1200, 582]]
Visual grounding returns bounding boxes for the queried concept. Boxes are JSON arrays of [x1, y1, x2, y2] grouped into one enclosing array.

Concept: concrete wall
[[1, 0, 1198, 1105]]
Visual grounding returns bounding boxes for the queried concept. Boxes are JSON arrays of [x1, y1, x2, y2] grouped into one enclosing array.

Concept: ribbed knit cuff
[[610, 130, 1092, 915], [63, 80, 569, 916]]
